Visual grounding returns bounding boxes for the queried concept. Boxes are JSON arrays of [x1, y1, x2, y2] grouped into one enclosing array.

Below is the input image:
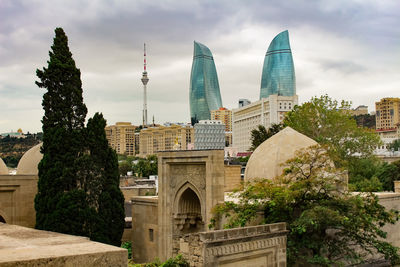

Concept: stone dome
[[0, 158, 8, 175], [17, 143, 43, 175], [245, 127, 318, 181]]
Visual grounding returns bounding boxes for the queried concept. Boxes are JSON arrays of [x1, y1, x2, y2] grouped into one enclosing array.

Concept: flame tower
[[141, 43, 149, 127]]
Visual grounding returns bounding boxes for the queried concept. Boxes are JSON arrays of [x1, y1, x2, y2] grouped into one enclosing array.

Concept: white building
[[194, 120, 225, 150], [232, 94, 298, 152]]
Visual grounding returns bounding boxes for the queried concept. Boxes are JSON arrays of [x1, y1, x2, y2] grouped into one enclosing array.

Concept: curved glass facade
[[260, 30, 296, 99], [190, 41, 223, 123]]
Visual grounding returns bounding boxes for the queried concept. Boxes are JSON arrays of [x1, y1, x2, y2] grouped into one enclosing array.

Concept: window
[[149, 229, 154, 242]]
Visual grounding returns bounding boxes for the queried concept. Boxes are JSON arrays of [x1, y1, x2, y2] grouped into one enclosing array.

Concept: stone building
[[131, 149, 288, 266], [0, 143, 42, 226]]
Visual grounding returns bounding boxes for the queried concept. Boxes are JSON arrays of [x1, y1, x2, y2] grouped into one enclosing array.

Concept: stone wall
[[131, 196, 159, 263], [376, 192, 400, 247], [179, 223, 288, 267], [224, 165, 242, 192], [121, 186, 156, 200], [0, 175, 37, 227]]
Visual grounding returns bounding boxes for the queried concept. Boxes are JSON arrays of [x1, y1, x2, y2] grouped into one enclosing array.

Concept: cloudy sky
[[1, 0, 399, 133]]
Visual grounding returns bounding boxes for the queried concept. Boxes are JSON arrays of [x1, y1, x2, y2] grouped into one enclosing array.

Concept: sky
[[0, 0, 399, 133]]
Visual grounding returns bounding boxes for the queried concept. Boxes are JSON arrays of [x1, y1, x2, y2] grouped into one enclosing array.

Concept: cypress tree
[[35, 27, 88, 233], [85, 113, 125, 246], [35, 28, 125, 245]]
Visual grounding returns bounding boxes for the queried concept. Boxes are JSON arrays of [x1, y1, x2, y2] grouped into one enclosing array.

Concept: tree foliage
[[35, 28, 124, 246], [348, 158, 400, 192], [211, 146, 400, 266], [249, 123, 283, 151], [283, 95, 381, 167]]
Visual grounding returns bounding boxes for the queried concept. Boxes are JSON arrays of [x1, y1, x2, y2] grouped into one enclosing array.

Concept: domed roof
[[0, 158, 8, 175], [245, 127, 318, 181], [17, 143, 43, 175]]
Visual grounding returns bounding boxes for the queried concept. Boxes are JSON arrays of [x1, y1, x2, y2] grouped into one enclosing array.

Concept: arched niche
[[0, 210, 8, 223], [173, 183, 204, 234]]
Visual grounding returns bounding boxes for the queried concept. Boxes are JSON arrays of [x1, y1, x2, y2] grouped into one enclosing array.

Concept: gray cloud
[[0, 0, 399, 132]]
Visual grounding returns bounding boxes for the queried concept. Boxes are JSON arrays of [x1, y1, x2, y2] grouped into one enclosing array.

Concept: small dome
[[0, 158, 8, 175], [17, 143, 43, 175], [245, 127, 318, 181]]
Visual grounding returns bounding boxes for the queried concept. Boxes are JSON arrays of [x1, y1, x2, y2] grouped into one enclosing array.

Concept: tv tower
[[141, 43, 149, 127]]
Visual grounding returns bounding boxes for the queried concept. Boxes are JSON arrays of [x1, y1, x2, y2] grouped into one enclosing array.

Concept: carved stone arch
[[173, 182, 205, 234]]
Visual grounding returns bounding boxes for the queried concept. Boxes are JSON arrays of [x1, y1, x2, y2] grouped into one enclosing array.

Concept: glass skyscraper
[[260, 30, 296, 99], [189, 41, 223, 124]]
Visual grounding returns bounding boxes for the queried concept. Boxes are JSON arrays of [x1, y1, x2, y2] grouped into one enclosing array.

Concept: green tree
[[35, 28, 124, 246], [133, 155, 158, 177], [283, 95, 381, 167], [388, 139, 400, 152], [211, 146, 400, 266], [249, 123, 283, 151], [35, 27, 88, 232], [85, 113, 125, 246], [119, 161, 133, 176]]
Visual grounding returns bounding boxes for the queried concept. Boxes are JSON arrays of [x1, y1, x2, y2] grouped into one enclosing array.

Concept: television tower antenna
[[141, 43, 149, 127]]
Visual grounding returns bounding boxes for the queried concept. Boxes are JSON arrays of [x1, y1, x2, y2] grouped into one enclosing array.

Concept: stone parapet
[[0, 223, 127, 267], [179, 222, 288, 267]]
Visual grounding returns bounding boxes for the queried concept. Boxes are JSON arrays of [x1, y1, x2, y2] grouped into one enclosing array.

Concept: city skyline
[[1, 0, 399, 133]]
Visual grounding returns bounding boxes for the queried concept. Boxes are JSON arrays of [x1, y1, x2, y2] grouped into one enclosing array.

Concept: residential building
[[211, 107, 232, 132], [189, 41, 223, 123], [139, 124, 194, 157], [376, 98, 400, 132], [105, 122, 138, 155], [349, 105, 369, 116], [211, 107, 233, 146], [233, 94, 298, 152], [194, 120, 225, 150], [260, 30, 296, 99]]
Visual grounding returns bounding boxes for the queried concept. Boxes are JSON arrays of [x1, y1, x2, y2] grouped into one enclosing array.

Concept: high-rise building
[[233, 94, 298, 152], [105, 122, 138, 155], [210, 107, 232, 132], [194, 120, 225, 150], [139, 124, 194, 157], [375, 98, 400, 139], [189, 41, 223, 123], [260, 30, 296, 99], [211, 107, 233, 147]]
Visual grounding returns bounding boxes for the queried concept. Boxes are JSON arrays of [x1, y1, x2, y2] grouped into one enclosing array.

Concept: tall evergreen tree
[[85, 113, 125, 246], [35, 28, 125, 245], [35, 27, 88, 233]]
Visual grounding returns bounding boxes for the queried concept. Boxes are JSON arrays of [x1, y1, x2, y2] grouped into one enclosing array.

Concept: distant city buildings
[[139, 124, 193, 157], [233, 30, 298, 152], [105, 122, 137, 155], [1, 128, 26, 139], [238, 99, 251, 108], [349, 105, 369, 116], [189, 41, 223, 124], [233, 95, 298, 152], [194, 120, 225, 150], [211, 107, 233, 147]]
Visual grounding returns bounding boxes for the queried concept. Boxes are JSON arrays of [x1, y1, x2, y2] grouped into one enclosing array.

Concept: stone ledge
[[187, 222, 287, 243], [0, 223, 127, 267]]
